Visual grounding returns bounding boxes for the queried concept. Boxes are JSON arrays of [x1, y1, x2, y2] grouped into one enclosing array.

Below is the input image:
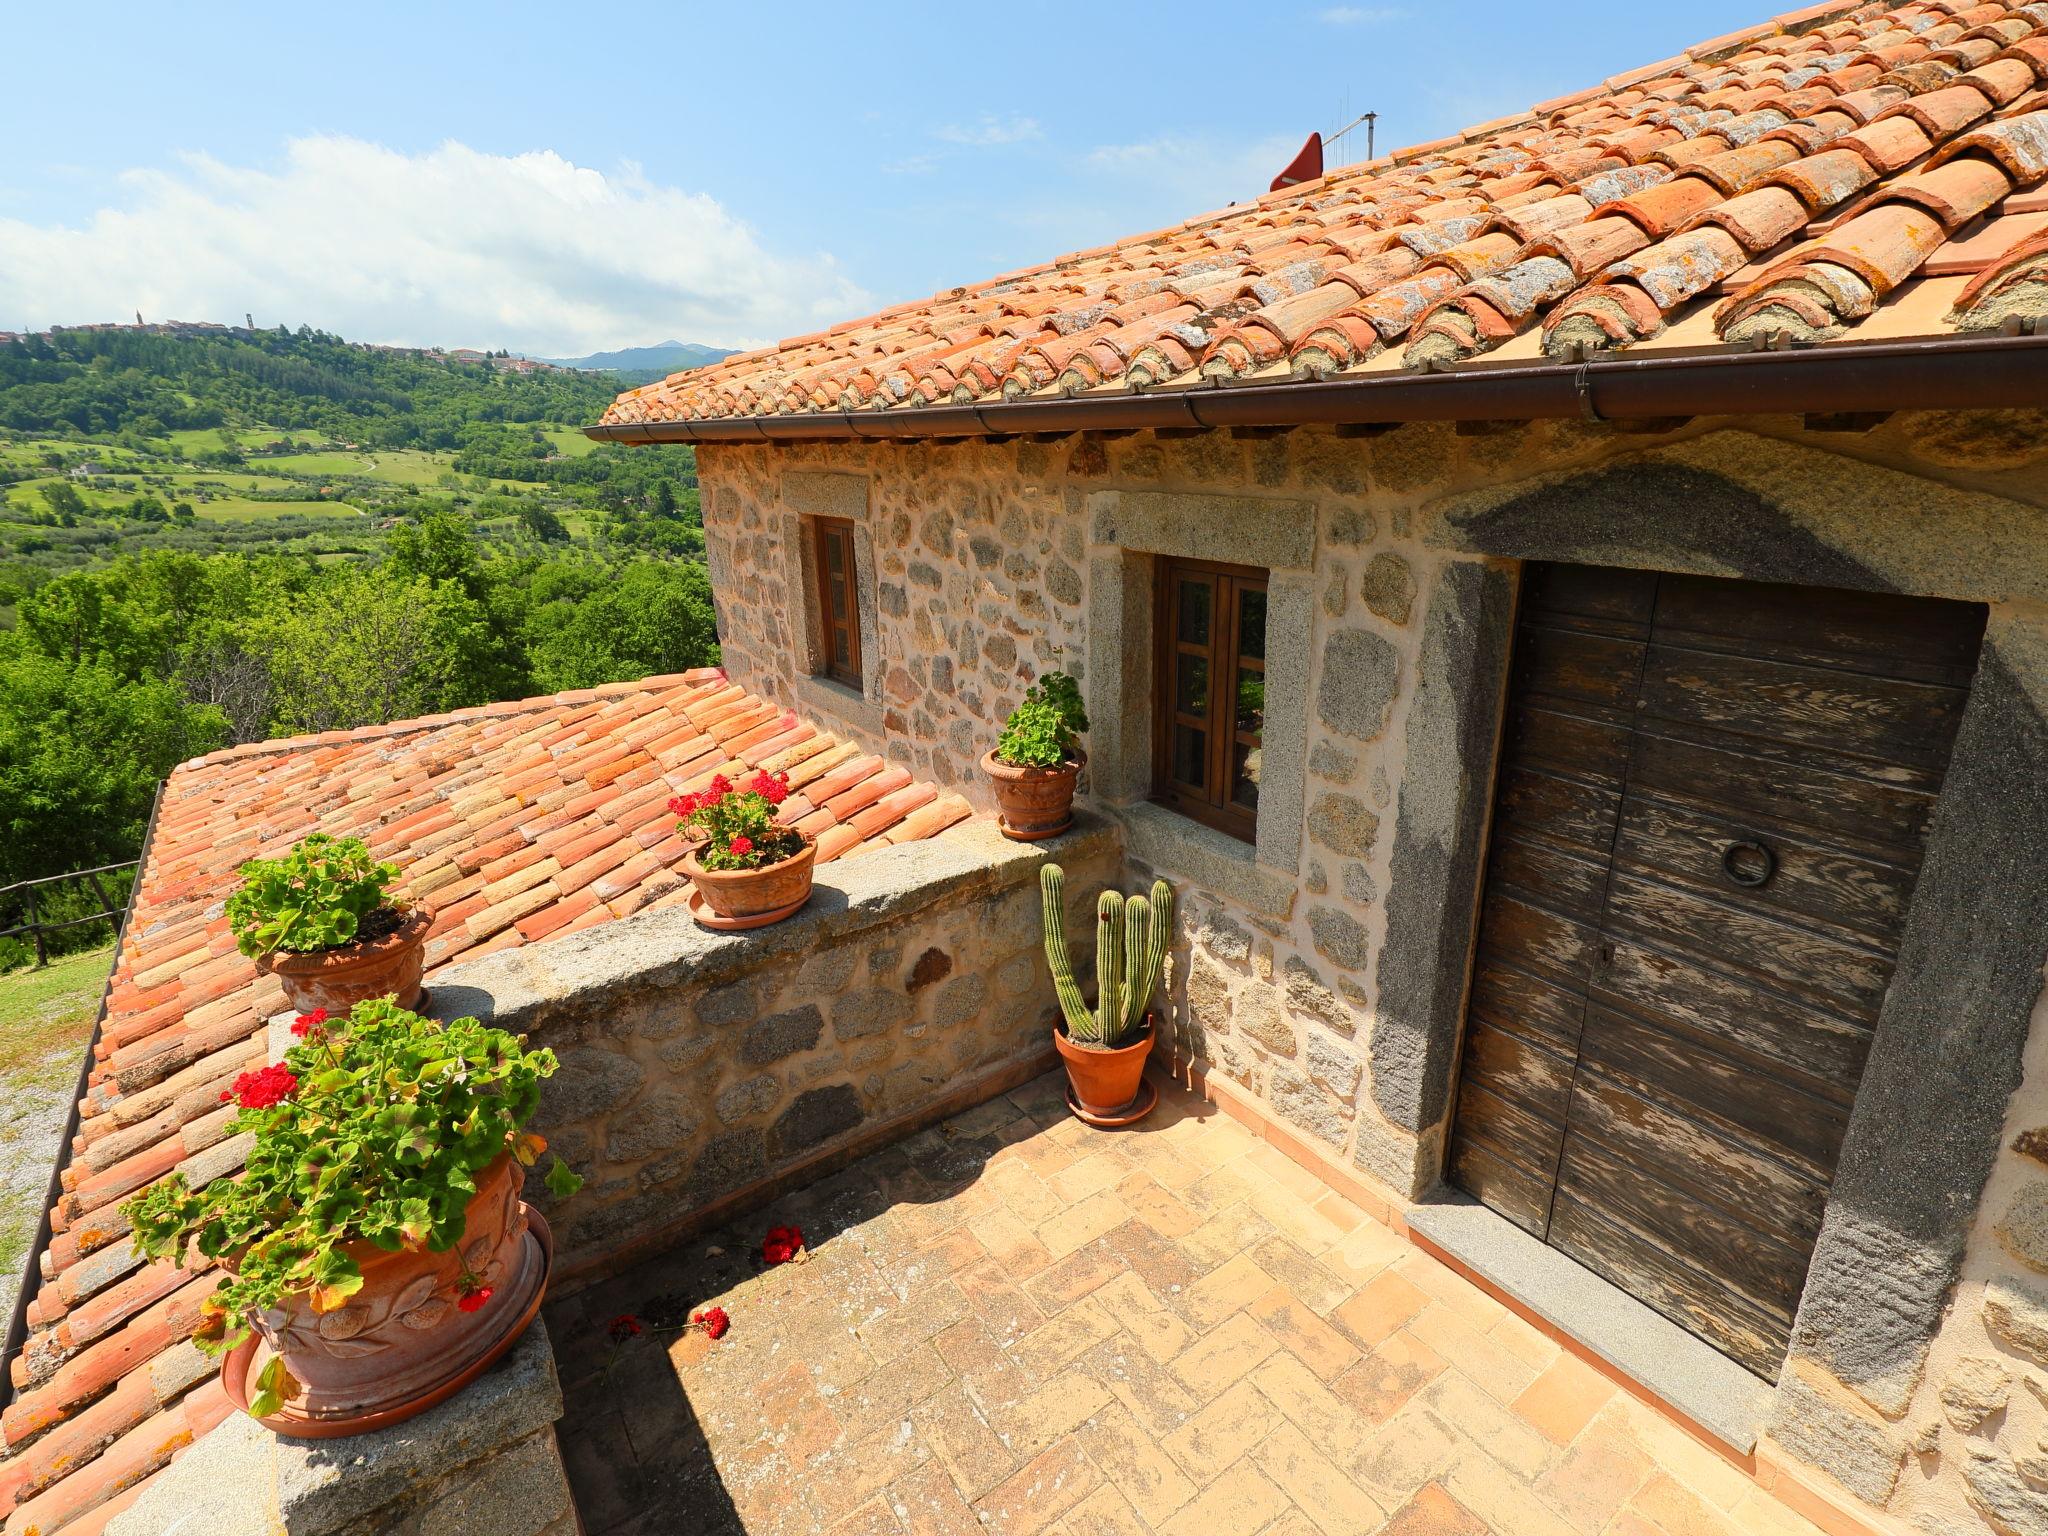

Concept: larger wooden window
[[810, 517, 863, 688], [1153, 557, 1267, 842]]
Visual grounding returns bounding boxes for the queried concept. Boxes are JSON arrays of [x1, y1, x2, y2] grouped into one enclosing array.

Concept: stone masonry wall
[[697, 411, 2048, 1213], [1834, 977, 2048, 1536], [696, 411, 2048, 1536], [430, 818, 1119, 1280]]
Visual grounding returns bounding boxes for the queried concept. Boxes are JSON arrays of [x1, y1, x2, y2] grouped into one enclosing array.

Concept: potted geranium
[[226, 834, 431, 1013], [673, 769, 815, 928], [122, 999, 583, 1434], [982, 670, 1088, 841], [1040, 863, 1174, 1125]]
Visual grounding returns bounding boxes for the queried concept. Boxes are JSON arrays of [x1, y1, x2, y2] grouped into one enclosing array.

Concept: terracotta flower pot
[[982, 749, 1083, 841], [234, 1151, 547, 1431], [682, 835, 817, 922], [256, 904, 432, 1014], [1055, 1017, 1156, 1124]]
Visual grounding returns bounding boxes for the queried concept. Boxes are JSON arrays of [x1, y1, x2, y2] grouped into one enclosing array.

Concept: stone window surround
[[780, 471, 884, 738], [1083, 488, 1316, 920], [1374, 435, 2048, 1468]]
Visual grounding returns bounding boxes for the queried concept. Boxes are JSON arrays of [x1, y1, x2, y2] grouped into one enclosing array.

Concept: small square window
[[809, 516, 863, 688], [1153, 556, 1266, 842]]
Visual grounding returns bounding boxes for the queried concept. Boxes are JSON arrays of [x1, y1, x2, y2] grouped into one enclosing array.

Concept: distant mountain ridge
[[539, 340, 736, 375]]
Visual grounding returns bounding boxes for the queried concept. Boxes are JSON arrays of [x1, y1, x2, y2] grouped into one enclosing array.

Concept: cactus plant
[[1041, 863, 1174, 1049]]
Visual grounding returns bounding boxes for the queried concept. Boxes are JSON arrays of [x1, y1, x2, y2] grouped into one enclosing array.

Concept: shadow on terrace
[[542, 1070, 1830, 1536]]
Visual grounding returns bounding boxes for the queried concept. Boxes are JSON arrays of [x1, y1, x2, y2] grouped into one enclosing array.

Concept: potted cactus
[[1041, 863, 1174, 1125]]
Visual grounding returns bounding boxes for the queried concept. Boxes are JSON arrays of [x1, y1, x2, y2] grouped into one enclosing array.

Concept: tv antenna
[[1326, 110, 1377, 162]]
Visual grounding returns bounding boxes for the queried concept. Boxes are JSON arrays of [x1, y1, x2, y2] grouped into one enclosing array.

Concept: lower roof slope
[[0, 668, 972, 1536], [599, 0, 2048, 435]]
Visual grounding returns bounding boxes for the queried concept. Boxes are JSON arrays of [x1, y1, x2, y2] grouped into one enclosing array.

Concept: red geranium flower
[[668, 793, 698, 818], [693, 1306, 730, 1339], [458, 1285, 493, 1313], [289, 1008, 329, 1038], [225, 1064, 299, 1110], [729, 834, 754, 857], [762, 1225, 805, 1265], [608, 1313, 643, 1343]]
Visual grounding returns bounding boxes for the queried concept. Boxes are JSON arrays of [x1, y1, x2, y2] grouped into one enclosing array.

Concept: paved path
[[548, 1072, 1826, 1536]]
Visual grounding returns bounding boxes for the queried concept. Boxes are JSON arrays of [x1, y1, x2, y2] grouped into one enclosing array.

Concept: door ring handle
[[1721, 839, 1775, 889]]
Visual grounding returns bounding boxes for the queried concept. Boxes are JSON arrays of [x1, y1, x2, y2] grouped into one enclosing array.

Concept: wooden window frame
[[1152, 556, 1267, 843], [809, 516, 863, 689]]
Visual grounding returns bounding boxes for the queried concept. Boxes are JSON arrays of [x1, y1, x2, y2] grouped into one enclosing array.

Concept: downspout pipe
[[583, 333, 2048, 445]]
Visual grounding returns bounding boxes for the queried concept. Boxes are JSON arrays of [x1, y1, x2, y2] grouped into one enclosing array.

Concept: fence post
[[22, 881, 45, 968]]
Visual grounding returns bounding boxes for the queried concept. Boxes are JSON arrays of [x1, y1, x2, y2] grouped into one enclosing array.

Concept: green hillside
[[0, 327, 720, 957]]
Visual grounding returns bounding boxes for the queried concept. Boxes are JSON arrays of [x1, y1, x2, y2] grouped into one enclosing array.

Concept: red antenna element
[[1269, 132, 1324, 192]]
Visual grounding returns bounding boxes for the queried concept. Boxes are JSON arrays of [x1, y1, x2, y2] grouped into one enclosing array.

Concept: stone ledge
[[794, 673, 884, 738], [1406, 1190, 1774, 1456], [1117, 802, 1296, 920], [429, 812, 1120, 1030], [108, 1320, 566, 1536], [1086, 489, 1317, 571]]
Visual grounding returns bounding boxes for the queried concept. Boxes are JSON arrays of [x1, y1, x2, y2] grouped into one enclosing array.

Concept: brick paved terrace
[[546, 1073, 1828, 1536]]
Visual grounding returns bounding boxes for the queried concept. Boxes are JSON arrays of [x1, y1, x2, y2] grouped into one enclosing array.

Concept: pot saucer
[[996, 816, 1073, 843], [1065, 1077, 1159, 1128], [685, 889, 809, 930], [221, 1208, 553, 1438]]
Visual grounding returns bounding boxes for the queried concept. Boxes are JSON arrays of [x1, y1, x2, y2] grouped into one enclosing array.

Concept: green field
[[543, 428, 600, 459], [0, 946, 110, 1299]]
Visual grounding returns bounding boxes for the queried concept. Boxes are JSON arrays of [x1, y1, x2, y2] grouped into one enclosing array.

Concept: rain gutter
[[582, 333, 2048, 445]]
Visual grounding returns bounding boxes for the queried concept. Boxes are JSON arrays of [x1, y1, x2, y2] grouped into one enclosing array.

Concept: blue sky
[[0, 1, 1775, 355]]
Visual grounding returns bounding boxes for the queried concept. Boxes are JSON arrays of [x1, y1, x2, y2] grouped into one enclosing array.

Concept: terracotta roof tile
[[0, 669, 977, 1533], [600, 0, 2048, 429]]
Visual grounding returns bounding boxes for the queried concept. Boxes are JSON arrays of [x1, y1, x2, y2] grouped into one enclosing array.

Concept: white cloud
[[934, 114, 1043, 147], [0, 137, 873, 355], [1318, 5, 1404, 23]]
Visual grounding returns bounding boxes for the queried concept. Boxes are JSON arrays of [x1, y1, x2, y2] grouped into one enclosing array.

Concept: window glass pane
[[827, 573, 849, 624], [825, 530, 844, 575], [1237, 586, 1267, 661], [1172, 725, 1207, 787], [1231, 742, 1262, 812], [832, 629, 850, 669], [1235, 671, 1265, 735], [1175, 655, 1209, 718], [1176, 579, 1211, 646]]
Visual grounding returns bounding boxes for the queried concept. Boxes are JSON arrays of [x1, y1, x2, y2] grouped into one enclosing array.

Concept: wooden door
[[1449, 562, 1985, 1378]]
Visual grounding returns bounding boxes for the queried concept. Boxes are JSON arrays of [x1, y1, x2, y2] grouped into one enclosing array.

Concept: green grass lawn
[[0, 945, 111, 1299], [543, 428, 600, 458]]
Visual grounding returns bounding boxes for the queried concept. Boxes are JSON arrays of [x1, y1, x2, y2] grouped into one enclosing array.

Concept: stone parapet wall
[[428, 816, 1120, 1281], [107, 1322, 572, 1536]]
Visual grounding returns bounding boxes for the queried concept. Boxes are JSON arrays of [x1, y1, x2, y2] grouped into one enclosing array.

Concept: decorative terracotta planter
[[982, 749, 1083, 841], [681, 836, 817, 924], [256, 904, 432, 1014], [1055, 1017, 1157, 1126], [226, 1151, 548, 1433]]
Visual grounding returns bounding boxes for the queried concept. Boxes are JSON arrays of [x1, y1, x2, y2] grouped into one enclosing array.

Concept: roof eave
[[583, 332, 2048, 445]]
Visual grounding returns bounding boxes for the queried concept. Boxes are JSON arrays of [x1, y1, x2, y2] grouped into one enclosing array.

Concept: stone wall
[[429, 816, 1119, 1281], [695, 410, 2048, 1536], [699, 412, 2048, 1214], [107, 1322, 572, 1536]]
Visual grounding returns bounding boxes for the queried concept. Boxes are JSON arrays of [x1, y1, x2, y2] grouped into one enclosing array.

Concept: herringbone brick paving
[[547, 1073, 1827, 1536]]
